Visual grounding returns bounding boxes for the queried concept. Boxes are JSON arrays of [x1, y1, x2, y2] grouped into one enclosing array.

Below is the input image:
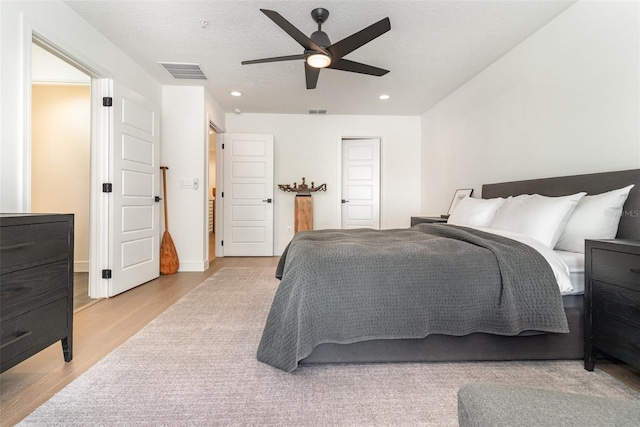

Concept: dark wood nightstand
[[411, 216, 448, 226], [584, 239, 640, 371]]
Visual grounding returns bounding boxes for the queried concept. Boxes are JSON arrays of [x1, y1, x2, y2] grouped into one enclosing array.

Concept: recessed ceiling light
[[379, 94, 390, 100], [230, 91, 242, 97], [233, 108, 242, 114]]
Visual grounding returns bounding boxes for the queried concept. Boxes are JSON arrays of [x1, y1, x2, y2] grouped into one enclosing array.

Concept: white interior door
[[108, 82, 160, 296], [341, 138, 381, 229], [222, 134, 274, 256]]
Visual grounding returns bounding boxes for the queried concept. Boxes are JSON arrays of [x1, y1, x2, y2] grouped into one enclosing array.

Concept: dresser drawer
[[0, 260, 70, 322], [0, 222, 70, 270], [0, 298, 70, 368], [591, 249, 640, 290]]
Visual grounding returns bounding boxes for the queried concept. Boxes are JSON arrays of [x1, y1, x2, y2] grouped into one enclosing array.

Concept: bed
[[258, 169, 639, 372]]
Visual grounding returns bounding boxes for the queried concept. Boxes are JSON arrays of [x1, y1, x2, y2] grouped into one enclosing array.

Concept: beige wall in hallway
[[32, 84, 91, 270]]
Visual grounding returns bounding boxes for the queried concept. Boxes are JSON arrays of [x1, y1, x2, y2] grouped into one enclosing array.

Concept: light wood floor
[[73, 272, 94, 310], [1, 256, 639, 425]]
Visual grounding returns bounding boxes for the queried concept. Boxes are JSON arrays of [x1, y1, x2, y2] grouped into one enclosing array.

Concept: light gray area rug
[[20, 267, 639, 426]]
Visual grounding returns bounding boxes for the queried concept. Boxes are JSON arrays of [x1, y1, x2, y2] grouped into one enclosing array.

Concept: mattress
[[555, 250, 585, 295]]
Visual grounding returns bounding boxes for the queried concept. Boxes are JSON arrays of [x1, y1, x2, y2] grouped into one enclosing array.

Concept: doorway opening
[[31, 42, 96, 310], [208, 125, 217, 262]]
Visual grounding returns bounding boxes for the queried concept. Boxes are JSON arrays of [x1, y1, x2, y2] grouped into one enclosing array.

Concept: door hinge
[[222, 143, 224, 149], [103, 97, 113, 107], [221, 240, 224, 247], [102, 183, 113, 193], [221, 192, 224, 198], [102, 269, 112, 279]]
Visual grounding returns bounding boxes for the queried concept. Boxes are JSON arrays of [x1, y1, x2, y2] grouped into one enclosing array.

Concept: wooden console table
[[295, 196, 313, 232]]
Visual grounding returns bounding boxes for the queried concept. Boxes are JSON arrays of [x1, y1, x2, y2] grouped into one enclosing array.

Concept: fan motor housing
[[310, 30, 331, 47]]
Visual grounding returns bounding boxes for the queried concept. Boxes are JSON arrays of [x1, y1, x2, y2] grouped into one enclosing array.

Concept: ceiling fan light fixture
[[241, 9, 390, 89], [306, 53, 331, 69]]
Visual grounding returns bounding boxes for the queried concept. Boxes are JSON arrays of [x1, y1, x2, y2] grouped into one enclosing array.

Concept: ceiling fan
[[242, 8, 391, 89]]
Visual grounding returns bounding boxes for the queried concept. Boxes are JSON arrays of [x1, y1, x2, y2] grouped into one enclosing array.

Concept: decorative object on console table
[[0, 214, 74, 373], [278, 177, 327, 233], [584, 239, 640, 372], [447, 188, 473, 216], [411, 216, 448, 226]]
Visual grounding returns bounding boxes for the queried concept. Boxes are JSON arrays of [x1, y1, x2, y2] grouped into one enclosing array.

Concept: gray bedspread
[[257, 224, 569, 372]]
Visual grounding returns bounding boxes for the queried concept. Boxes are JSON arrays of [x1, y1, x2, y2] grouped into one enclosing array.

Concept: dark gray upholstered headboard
[[482, 169, 640, 240]]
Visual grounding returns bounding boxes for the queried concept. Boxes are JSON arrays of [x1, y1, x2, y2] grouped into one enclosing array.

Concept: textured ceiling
[[64, 0, 576, 116]]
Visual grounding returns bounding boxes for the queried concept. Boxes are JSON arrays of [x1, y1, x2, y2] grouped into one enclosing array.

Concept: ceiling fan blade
[[242, 54, 307, 65], [260, 9, 329, 55], [328, 58, 389, 76], [305, 63, 320, 89], [327, 17, 390, 59]]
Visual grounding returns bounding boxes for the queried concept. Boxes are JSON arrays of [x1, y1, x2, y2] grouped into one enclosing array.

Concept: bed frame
[[301, 169, 639, 365]]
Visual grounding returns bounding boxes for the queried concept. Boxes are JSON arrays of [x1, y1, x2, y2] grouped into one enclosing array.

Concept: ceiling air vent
[[159, 62, 207, 80], [308, 108, 327, 115]]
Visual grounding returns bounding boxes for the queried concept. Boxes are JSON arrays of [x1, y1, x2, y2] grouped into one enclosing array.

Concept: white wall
[[161, 86, 206, 271], [1, 0, 162, 212], [161, 86, 226, 271], [224, 113, 422, 255], [420, 0, 640, 215]]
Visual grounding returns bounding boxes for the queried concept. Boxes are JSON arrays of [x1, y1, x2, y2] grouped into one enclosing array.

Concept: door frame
[[26, 28, 111, 297], [207, 119, 225, 258]]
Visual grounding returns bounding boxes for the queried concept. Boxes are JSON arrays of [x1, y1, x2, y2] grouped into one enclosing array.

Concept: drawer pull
[[0, 242, 35, 251], [631, 268, 640, 274], [0, 331, 33, 349]]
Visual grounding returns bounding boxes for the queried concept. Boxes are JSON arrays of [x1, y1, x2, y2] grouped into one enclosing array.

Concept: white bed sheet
[[554, 250, 585, 295], [470, 226, 574, 295]]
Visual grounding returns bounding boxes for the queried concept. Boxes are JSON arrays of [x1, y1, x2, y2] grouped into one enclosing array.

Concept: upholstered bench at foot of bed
[[457, 383, 640, 427]]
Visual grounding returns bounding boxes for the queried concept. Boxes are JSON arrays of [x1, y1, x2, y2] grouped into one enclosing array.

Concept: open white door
[[222, 134, 274, 256], [107, 82, 160, 296], [341, 138, 381, 229]]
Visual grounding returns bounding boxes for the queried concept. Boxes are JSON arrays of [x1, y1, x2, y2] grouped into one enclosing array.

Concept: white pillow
[[488, 192, 586, 248], [555, 185, 634, 253], [447, 196, 505, 227]]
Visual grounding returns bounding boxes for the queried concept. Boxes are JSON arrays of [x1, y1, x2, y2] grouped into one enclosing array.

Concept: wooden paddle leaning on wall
[[160, 166, 179, 275]]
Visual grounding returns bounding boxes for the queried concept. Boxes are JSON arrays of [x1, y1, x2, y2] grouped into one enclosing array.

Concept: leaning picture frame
[[447, 188, 474, 215]]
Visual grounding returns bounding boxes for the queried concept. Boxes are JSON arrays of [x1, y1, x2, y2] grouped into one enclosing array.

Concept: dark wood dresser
[[584, 239, 640, 371], [0, 214, 74, 373]]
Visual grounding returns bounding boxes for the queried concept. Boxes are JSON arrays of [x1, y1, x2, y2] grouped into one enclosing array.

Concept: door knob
[[341, 199, 349, 203], [262, 198, 272, 203]]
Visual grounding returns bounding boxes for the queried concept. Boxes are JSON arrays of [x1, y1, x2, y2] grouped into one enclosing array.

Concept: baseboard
[[177, 260, 208, 272], [74, 261, 89, 273]]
